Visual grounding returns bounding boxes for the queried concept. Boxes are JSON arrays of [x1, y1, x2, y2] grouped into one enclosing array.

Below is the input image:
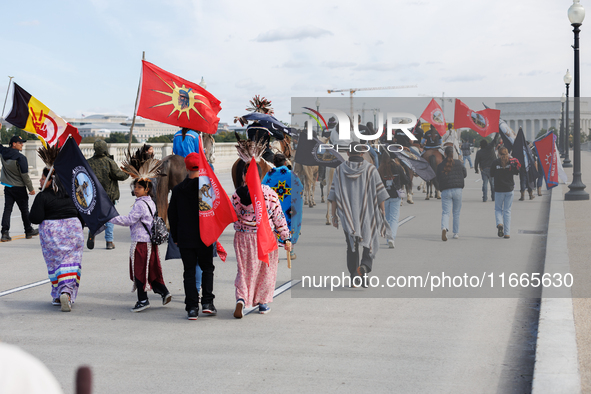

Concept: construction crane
[[327, 85, 418, 119]]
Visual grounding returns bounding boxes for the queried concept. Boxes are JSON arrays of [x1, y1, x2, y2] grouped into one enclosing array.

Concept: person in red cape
[[231, 159, 291, 318]]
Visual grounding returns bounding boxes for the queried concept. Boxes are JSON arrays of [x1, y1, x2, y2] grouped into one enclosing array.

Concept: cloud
[[18, 20, 40, 26], [354, 62, 420, 71], [255, 25, 333, 42], [518, 70, 546, 77], [235, 78, 265, 91], [375, 40, 384, 46], [443, 74, 486, 82], [322, 61, 356, 68], [276, 61, 308, 69]]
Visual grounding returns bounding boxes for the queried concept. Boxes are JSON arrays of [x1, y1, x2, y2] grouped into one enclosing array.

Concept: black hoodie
[[168, 176, 208, 249]]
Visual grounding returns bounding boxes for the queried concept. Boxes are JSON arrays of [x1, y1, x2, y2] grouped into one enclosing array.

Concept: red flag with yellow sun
[[136, 61, 221, 134]]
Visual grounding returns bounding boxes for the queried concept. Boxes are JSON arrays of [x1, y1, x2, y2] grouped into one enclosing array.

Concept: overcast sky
[[0, 0, 586, 126]]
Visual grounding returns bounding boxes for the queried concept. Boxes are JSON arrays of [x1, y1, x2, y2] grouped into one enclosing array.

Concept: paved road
[[0, 164, 550, 393]]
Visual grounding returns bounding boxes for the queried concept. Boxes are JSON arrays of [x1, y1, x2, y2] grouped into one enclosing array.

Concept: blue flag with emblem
[[53, 137, 119, 235], [262, 165, 304, 244]]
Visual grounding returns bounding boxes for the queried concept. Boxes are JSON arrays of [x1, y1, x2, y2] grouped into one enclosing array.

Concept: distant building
[[64, 115, 178, 143], [495, 100, 591, 141]]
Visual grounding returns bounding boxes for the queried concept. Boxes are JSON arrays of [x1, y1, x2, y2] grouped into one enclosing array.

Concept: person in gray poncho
[[328, 142, 391, 288]]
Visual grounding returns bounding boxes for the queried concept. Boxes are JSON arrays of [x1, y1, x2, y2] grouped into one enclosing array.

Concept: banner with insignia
[[53, 138, 118, 234], [6, 83, 82, 147]]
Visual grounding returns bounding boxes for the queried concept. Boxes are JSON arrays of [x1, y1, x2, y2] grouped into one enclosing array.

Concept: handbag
[[397, 188, 407, 199], [140, 201, 169, 246]]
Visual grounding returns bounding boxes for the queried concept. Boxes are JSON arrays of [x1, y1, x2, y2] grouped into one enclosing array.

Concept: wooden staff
[[128, 51, 145, 151], [286, 241, 292, 269]]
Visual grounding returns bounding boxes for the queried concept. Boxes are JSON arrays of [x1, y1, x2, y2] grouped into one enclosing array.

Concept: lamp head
[[569, 0, 585, 25], [564, 69, 573, 85]]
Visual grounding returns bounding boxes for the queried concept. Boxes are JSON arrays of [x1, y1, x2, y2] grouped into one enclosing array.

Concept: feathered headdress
[[246, 95, 273, 115], [234, 95, 275, 127], [37, 144, 60, 192], [234, 131, 265, 163], [120, 144, 163, 181]]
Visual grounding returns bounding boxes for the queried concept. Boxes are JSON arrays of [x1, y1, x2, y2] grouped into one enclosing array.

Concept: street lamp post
[[563, 70, 573, 167], [560, 93, 566, 157], [565, 0, 589, 200]]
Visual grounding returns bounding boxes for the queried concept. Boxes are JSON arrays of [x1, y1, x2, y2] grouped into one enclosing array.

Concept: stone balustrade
[[16, 141, 239, 175]]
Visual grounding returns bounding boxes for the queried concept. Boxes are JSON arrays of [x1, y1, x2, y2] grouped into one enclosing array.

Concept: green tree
[[213, 130, 238, 142], [460, 129, 486, 146], [81, 136, 105, 144], [105, 132, 137, 143], [1, 126, 32, 144], [147, 134, 174, 143], [536, 127, 558, 140]]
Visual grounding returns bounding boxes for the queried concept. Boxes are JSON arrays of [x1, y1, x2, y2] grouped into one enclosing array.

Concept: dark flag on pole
[[294, 135, 344, 168], [511, 128, 539, 190], [392, 150, 436, 182], [53, 138, 119, 235]]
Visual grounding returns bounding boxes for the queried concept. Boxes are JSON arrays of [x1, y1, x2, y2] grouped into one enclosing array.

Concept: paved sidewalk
[[564, 151, 591, 393]]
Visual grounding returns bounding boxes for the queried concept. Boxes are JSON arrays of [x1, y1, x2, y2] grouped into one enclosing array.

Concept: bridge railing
[[19, 141, 238, 175]]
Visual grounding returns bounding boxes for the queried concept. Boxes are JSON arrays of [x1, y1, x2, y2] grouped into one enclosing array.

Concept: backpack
[[140, 200, 169, 245]]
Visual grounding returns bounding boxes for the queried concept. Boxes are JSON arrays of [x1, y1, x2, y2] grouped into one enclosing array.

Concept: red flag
[[245, 158, 278, 265], [533, 132, 558, 189], [453, 99, 500, 137], [137, 60, 221, 134], [419, 99, 447, 136], [197, 138, 237, 246]]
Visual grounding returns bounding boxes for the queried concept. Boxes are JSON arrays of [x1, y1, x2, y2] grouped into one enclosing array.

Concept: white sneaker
[[452, 234, 459, 239], [388, 240, 395, 249]]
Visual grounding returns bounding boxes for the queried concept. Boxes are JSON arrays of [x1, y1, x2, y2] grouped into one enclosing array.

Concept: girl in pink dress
[[231, 163, 291, 318]]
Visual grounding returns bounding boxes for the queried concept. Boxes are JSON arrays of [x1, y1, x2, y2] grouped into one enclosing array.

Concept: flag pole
[[41, 164, 54, 192], [1, 76, 14, 120], [128, 52, 145, 151]]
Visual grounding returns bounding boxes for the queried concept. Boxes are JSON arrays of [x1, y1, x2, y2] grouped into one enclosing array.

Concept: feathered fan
[[120, 144, 163, 181], [246, 95, 274, 115], [234, 131, 266, 163]]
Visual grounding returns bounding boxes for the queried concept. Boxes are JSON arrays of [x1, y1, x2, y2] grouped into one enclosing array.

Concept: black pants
[[135, 278, 168, 302], [180, 246, 214, 311], [345, 232, 373, 276], [2, 186, 32, 233]]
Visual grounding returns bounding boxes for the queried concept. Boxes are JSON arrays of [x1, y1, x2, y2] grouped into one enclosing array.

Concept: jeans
[[519, 169, 532, 192], [384, 197, 401, 241], [441, 188, 462, 234], [104, 222, 114, 242], [195, 264, 203, 291], [463, 154, 473, 168], [494, 191, 514, 235], [481, 168, 495, 202], [368, 146, 379, 167], [2, 186, 33, 233]]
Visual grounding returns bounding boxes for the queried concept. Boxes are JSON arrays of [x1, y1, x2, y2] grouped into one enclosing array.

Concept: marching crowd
[[1, 111, 545, 318]]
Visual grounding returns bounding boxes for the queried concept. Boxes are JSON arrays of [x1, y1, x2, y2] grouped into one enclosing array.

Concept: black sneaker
[[187, 309, 198, 320], [25, 228, 39, 239], [162, 293, 172, 306], [201, 303, 217, 316], [497, 224, 504, 238], [87, 233, 95, 250], [131, 300, 150, 313], [356, 265, 369, 288], [1, 232, 11, 242]]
